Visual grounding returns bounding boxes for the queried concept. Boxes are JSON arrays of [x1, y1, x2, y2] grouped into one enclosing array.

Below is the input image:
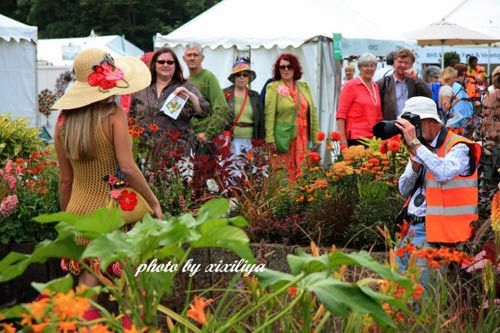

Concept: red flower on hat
[[118, 190, 137, 211], [87, 55, 125, 91]]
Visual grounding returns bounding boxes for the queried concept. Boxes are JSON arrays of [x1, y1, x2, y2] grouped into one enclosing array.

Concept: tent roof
[[156, 0, 408, 49], [443, 0, 500, 38], [38, 35, 144, 66], [0, 14, 37, 43]]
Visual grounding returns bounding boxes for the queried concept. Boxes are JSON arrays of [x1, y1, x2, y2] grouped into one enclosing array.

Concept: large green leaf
[[34, 211, 82, 224], [255, 269, 294, 289], [306, 275, 395, 328], [287, 252, 332, 275], [82, 231, 135, 269], [191, 225, 253, 261], [196, 198, 229, 223], [32, 274, 73, 293]]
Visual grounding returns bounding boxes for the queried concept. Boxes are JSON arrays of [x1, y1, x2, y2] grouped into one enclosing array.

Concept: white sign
[[161, 92, 188, 120]]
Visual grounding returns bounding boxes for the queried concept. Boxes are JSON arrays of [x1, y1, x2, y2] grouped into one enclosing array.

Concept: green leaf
[[287, 253, 331, 275], [196, 198, 229, 223], [34, 211, 82, 224], [191, 225, 253, 261], [255, 269, 294, 289], [32, 274, 73, 293], [306, 277, 395, 328], [0, 305, 24, 319], [229, 216, 249, 227], [82, 231, 135, 269]]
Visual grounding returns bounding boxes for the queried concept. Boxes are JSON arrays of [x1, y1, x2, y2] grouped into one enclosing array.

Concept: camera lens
[[372, 121, 401, 140]]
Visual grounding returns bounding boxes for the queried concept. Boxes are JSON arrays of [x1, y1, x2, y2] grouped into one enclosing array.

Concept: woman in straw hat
[[222, 58, 264, 155], [52, 48, 163, 299], [129, 47, 210, 165]]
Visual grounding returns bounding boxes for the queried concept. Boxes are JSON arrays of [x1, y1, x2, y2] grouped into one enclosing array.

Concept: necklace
[[360, 78, 378, 106]]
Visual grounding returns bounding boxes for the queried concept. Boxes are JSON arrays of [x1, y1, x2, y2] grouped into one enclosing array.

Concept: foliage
[[0, 198, 253, 331], [0, 114, 41, 163], [2, 0, 221, 51], [444, 51, 460, 67], [0, 148, 59, 244]]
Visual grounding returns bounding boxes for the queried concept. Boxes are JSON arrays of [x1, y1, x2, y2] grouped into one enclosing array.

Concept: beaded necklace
[[360, 78, 378, 106]]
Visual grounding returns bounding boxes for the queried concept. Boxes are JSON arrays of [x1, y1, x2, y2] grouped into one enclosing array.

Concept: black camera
[[372, 112, 422, 140]]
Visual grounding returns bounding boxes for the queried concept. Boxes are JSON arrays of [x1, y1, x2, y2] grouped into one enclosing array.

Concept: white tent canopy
[[38, 34, 144, 67], [0, 14, 38, 126], [155, 0, 417, 156]]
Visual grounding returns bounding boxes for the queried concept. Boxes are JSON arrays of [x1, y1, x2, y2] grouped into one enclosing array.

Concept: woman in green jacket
[[265, 53, 320, 182]]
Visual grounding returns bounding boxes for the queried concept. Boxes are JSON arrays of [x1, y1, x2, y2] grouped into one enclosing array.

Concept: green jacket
[[264, 80, 320, 144], [189, 69, 229, 139]]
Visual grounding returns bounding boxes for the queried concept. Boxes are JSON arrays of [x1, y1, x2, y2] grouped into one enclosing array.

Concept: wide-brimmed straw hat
[[52, 48, 151, 110], [228, 58, 256, 83]]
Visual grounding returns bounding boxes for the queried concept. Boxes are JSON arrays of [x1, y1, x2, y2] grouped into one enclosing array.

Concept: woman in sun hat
[[52, 48, 163, 301], [222, 57, 264, 155]]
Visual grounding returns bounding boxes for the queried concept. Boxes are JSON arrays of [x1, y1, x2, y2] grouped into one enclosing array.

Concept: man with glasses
[[183, 42, 228, 142], [376, 49, 432, 120]]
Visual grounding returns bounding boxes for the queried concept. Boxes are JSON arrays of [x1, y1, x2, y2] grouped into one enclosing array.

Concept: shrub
[[0, 114, 41, 163]]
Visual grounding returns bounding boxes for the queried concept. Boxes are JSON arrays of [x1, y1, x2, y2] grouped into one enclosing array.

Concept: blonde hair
[[441, 67, 458, 86], [61, 99, 116, 161]]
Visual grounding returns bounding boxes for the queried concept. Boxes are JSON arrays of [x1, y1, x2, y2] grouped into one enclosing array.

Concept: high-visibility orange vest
[[425, 131, 481, 243], [465, 65, 486, 98]]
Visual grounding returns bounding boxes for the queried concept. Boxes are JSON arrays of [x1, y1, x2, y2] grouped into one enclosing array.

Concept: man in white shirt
[[394, 96, 480, 286], [372, 51, 395, 82]]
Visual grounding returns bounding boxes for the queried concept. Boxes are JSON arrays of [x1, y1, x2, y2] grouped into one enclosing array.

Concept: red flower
[[288, 287, 297, 297], [251, 138, 265, 148], [380, 140, 388, 154], [368, 157, 379, 165], [88, 71, 106, 87], [330, 131, 342, 141], [388, 140, 401, 153], [390, 135, 401, 142], [224, 91, 232, 101], [148, 124, 160, 132], [316, 131, 326, 141], [118, 190, 138, 211], [340, 144, 347, 151], [308, 152, 321, 164], [100, 79, 117, 90]]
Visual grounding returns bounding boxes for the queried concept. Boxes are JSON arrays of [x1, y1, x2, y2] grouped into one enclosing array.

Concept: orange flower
[[288, 287, 297, 297], [491, 191, 500, 232], [27, 297, 50, 320], [124, 325, 148, 333], [246, 149, 254, 161], [412, 284, 424, 300], [187, 296, 214, 325], [58, 321, 76, 333], [387, 140, 400, 153], [340, 143, 347, 151], [31, 322, 49, 333], [80, 324, 114, 333], [148, 124, 160, 133], [310, 241, 320, 257], [380, 140, 388, 154], [1, 323, 16, 333]]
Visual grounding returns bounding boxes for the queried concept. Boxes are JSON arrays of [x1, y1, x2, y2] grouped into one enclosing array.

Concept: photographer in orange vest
[[394, 96, 481, 286], [465, 56, 486, 99]]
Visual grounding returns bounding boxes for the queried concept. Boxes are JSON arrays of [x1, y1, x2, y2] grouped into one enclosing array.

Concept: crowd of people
[[50, 44, 499, 311]]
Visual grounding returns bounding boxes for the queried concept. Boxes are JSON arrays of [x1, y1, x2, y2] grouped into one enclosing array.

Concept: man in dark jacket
[[377, 48, 432, 120]]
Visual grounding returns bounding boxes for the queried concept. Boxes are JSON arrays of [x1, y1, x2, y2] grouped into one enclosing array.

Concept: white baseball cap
[[400, 96, 441, 123]]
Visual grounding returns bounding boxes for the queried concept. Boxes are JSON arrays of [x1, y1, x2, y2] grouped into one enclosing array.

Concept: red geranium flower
[[224, 91, 232, 101], [380, 140, 388, 154], [330, 131, 342, 141], [316, 131, 326, 141], [388, 140, 401, 153], [308, 152, 321, 164], [118, 190, 137, 211]]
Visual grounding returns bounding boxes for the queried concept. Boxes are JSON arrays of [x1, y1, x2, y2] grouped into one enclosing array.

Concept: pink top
[[336, 77, 382, 140]]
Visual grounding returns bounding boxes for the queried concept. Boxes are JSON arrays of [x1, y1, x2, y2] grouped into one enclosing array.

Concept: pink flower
[[102, 63, 124, 81], [0, 194, 18, 217], [110, 190, 122, 199], [112, 261, 123, 277], [277, 85, 290, 97]]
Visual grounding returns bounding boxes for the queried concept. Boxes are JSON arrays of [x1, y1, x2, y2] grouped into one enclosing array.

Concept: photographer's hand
[[395, 119, 421, 155]]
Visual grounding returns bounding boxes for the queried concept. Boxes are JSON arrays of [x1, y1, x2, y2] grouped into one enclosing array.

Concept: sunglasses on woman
[[157, 60, 175, 65], [235, 72, 249, 78], [279, 65, 293, 70]]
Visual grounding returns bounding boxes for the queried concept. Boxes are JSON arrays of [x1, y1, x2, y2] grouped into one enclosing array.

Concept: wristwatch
[[408, 138, 421, 149]]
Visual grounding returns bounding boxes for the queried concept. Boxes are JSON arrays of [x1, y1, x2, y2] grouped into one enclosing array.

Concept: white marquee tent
[[0, 14, 38, 126], [155, 0, 416, 152]]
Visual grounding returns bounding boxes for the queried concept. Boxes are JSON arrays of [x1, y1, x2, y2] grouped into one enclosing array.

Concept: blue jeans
[[395, 222, 432, 288]]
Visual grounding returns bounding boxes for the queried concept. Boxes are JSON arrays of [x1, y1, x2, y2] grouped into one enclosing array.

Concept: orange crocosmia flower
[[412, 284, 424, 300], [148, 124, 160, 132], [72, 296, 91, 318], [124, 325, 148, 333], [246, 149, 254, 161], [31, 322, 49, 333], [310, 241, 320, 257], [58, 321, 77, 333], [1, 323, 16, 333], [187, 296, 214, 325], [81, 324, 114, 333], [394, 311, 405, 323], [288, 287, 297, 297], [27, 297, 50, 319]]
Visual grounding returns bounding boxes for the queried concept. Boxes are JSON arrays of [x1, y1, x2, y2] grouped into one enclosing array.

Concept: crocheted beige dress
[[65, 124, 117, 215]]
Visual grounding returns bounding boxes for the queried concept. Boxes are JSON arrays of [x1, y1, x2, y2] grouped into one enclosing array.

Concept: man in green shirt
[[183, 42, 228, 141]]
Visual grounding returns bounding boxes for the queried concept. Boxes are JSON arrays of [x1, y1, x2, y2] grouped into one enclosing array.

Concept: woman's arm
[[112, 110, 163, 219], [54, 125, 73, 210]]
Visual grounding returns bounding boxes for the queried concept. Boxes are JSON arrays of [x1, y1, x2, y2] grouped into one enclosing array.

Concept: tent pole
[[441, 41, 444, 69], [488, 43, 491, 74]]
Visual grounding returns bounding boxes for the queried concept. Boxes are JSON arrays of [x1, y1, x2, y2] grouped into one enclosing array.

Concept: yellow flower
[[342, 145, 370, 161]]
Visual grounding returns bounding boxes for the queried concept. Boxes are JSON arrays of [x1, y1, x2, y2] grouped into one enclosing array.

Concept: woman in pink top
[[336, 53, 382, 146]]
